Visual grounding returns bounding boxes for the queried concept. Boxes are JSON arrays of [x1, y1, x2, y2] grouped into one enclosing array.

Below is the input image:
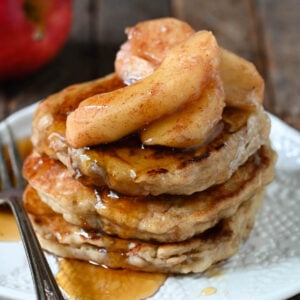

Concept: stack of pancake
[[23, 19, 276, 274]]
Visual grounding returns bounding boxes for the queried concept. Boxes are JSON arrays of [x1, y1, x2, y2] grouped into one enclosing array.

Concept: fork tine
[[5, 123, 26, 189], [0, 128, 11, 190]]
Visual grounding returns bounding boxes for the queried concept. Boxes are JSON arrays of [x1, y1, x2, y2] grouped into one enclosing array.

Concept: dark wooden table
[[0, 0, 299, 299], [1, 0, 299, 130]]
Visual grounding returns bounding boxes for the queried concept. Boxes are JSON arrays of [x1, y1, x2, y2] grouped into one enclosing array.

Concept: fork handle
[[8, 195, 65, 300]]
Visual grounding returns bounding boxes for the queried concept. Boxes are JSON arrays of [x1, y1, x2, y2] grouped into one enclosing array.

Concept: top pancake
[[31, 73, 270, 196]]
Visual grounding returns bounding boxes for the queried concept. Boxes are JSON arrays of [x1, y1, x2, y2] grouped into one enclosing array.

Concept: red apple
[[0, 0, 72, 80]]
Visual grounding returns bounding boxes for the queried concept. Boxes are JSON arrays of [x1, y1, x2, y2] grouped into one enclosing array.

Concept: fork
[[0, 123, 65, 300]]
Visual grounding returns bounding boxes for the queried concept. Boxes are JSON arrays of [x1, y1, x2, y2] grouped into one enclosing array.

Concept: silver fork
[[0, 123, 65, 300]]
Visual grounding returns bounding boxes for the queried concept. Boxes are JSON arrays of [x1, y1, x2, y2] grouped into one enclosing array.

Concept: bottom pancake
[[24, 186, 263, 274]]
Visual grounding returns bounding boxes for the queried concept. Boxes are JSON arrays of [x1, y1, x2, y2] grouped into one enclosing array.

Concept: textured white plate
[[0, 103, 299, 300]]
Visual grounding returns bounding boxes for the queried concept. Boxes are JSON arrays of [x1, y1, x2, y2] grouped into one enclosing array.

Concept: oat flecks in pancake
[[23, 145, 276, 243], [24, 186, 263, 274]]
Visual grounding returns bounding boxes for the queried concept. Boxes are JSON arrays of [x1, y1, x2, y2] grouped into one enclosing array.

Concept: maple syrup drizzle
[[56, 258, 167, 300], [1, 137, 167, 298], [16, 137, 33, 159]]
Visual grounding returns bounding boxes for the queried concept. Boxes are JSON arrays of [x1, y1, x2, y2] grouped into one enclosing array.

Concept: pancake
[[68, 106, 270, 196], [31, 72, 270, 196], [26, 19, 277, 275], [23, 145, 276, 242], [31, 73, 125, 159], [24, 185, 263, 274]]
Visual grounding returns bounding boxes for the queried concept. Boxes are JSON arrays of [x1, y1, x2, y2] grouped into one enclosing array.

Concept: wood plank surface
[[172, 0, 255, 59], [1, 0, 298, 129], [255, 0, 300, 129]]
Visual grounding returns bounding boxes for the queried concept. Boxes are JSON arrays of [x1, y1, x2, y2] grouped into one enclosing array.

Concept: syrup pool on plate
[[0, 206, 20, 241], [56, 258, 167, 300]]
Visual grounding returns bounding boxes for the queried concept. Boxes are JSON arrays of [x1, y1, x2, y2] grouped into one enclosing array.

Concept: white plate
[[0, 103, 299, 300]]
